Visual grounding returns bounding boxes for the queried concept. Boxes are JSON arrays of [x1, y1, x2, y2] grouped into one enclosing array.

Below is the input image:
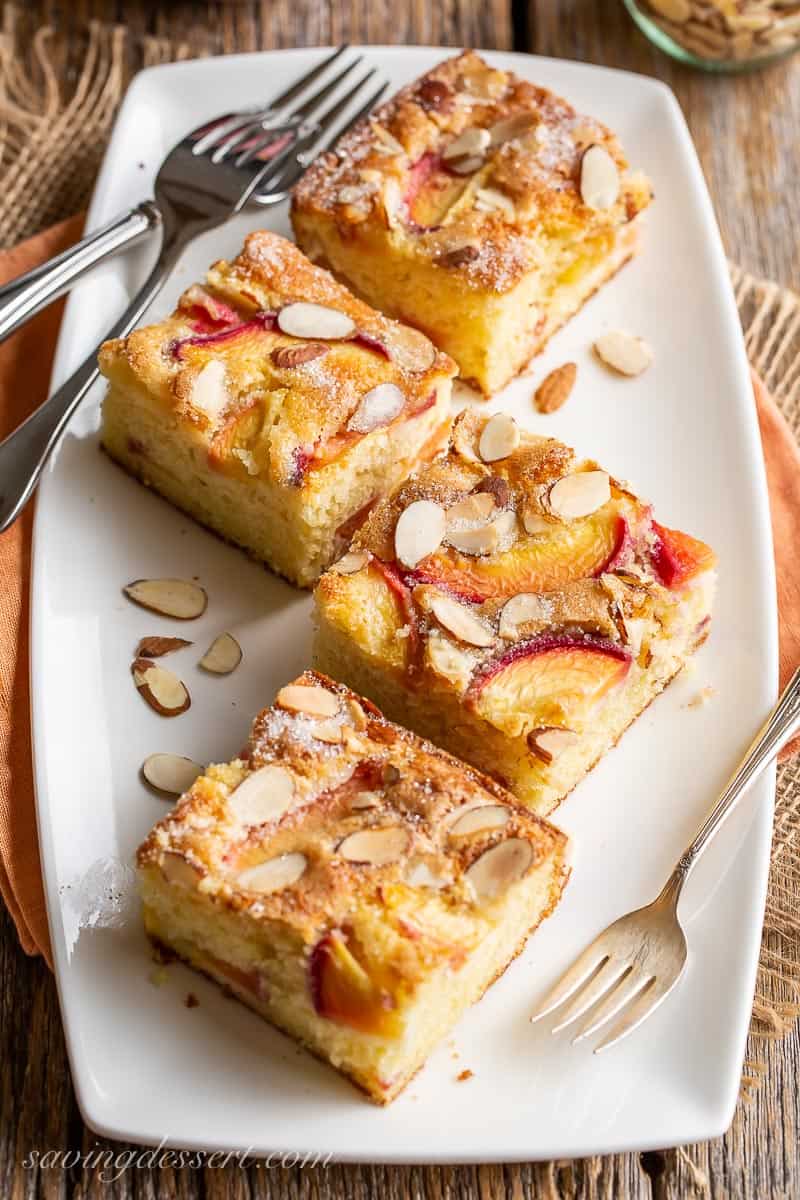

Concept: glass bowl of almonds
[[623, 0, 800, 70]]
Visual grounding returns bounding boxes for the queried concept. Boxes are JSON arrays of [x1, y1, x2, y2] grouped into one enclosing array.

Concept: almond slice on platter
[[593, 330, 653, 378], [132, 659, 191, 717], [124, 578, 207, 620], [277, 302, 356, 340], [534, 363, 577, 414], [198, 632, 242, 675], [142, 753, 204, 795], [136, 636, 192, 658]]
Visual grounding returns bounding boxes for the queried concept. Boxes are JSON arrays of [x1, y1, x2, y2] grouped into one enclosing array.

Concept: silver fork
[[531, 665, 800, 1052], [0, 52, 386, 532], [0, 45, 352, 345]]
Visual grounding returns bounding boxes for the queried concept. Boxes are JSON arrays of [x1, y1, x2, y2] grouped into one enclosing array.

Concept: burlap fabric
[[2, 1, 800, 1095]]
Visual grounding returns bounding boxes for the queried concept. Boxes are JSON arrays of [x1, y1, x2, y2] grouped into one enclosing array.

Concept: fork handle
[[0, 229, 186, 533], [662, 665, 800, 899], [0, 202, 161, 345]]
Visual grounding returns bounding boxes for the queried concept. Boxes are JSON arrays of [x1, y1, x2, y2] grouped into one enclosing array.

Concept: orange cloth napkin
[[1, 219, 799, 966]]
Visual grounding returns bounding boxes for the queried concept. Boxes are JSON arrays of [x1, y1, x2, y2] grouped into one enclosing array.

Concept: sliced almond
[[232, 447, 260, 476], [382, 177, 403, 229], [447, 492, 496, 526], [136, 636, 192, 658], [336, 184, 371, 205], [161, 852, 202, 888], [474, 187, 515, 218], [405, 859, 447, 889], [330, 550, 369, 575], [449, 804, 510, 837], [349, 790, 382, 811], [521, 506, 553, 535], [449, 154, 486, 176], [132, 659, 191, 717], [488, 112, 538, 146], [382, 324, 437, 372], [492, 509, 517, 541], [442, 126, 490, 164], [236, 852, 307, 894], [548, 471, 611, 520], [446, 521, 499, 557], [528, 727, 578, 765], [142, 753, 203, 795], [271, 342, 329, 368], [499, 593, 549, 639], [426, 635, 476, 688], [190, 360, 229, 422], [394, 499, 446, 568], [277, 302, 355, 341], [465, 837, 534, 899], [346, 697, 369, 731], [347, 383, 405, 433], [338, 825, 410, 865], [371, 121, 405, 156], [124, 579, 207, 620], [473, 475, 510, 507], [580, 144, 620, 210], [276, 683, 340, 718], [228, 764, 296, 825], [534, 363, 577, 414], [479, 413, 519, 463], [429, 594, 494, 648], [594, 331, 653, 378], [313, 719, 343, 744], [198, 632, 242, 675]]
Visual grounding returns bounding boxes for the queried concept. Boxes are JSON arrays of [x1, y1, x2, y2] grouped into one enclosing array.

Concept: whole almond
[[534, 363, 577, 414], [271, 342, 329, 369]]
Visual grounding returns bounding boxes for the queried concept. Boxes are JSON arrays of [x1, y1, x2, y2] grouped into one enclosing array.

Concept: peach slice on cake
[[467, 634, 632, 739], [310, 928, 404, 1038], [313, 410, 717, 814]]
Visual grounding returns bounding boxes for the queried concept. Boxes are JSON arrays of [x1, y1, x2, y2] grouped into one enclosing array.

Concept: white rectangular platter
[[31, 46, 778, 1162]]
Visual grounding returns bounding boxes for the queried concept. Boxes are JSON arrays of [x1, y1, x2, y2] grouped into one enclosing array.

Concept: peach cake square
[[313, 411, 716, 816], [98, 231, 456, 587], [136, 671, 569, 1105], [291, 50, 652, 396]]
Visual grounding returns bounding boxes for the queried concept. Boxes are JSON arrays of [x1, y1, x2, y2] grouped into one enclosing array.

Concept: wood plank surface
[[1, 2, 799, 1198]]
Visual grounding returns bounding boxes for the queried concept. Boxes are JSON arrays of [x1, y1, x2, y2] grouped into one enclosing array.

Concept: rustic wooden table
[[2, 3, 799, 1198]]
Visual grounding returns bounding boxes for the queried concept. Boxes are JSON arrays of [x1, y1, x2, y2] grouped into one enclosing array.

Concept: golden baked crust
[[292, 52, 652, 394], [313, 411, 717, 812], [137, 671, 569, 1103], [137, 669, 565, 944], [99, 231, 455, 488], [98, 232, 456, 586]]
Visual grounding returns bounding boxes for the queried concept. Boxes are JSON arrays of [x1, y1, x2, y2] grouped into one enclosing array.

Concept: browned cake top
[[315, 412, 716, 743], [98, 231, 455, 487], [137, 671, 566, 961], [292, 50, 652, 293]]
